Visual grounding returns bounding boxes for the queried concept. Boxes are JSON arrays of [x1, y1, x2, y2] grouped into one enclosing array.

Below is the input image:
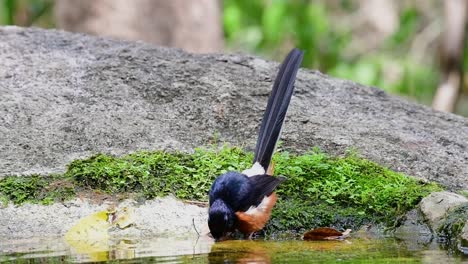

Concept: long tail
[[253, 48, 304, 170]]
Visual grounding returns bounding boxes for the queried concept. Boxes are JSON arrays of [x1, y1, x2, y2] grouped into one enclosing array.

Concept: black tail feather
[[253, 48, 304, 170]]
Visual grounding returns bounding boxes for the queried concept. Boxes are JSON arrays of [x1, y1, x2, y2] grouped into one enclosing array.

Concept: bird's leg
[[246, 232, 254, 240]]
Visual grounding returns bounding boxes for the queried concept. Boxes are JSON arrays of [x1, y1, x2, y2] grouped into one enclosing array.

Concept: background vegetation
[[1, 0, 467, 115], [223, 0, 451, 105]]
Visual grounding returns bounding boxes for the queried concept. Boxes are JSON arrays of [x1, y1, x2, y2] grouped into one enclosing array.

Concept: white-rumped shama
[[208, 48, 304, 241]]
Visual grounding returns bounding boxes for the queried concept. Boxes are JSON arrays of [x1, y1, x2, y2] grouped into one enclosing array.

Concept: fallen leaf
[[303, 227, 352, 241], [64, 210, 112, 261], [64, 207, 136, 262], [65, 210, 111, 241]]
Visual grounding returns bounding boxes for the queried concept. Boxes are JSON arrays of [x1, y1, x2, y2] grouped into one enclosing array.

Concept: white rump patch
[[242, 162, 265, 177], [244, 195, 272, 215]]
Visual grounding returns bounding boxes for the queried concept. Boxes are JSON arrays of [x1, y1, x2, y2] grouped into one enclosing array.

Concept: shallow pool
[[0, 235, 466, 263]]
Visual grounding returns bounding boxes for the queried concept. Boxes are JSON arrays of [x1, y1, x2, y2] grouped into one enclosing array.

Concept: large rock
[[0, 26, 467, 190], [419, 191, 468, 229], [393, 209, 433, 247]]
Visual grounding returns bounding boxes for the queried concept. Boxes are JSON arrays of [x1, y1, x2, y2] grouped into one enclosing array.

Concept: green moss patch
[[0, 174, 75, 205], [267, 150, 441, 233], [66, 146, 252, 200], [437, 203, 468, 253], [0, 146, 440, 232]]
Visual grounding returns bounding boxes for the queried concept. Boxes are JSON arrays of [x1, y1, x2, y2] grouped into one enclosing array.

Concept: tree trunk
[[54, 0, 223, 53], [432, 0, 467, 112]]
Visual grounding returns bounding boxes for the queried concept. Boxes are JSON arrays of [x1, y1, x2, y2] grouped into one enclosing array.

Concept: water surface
[[1, 235, 466, 263]]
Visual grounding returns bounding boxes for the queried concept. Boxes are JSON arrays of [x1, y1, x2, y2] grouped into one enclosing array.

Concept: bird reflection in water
[[208, 240, 271, 264]]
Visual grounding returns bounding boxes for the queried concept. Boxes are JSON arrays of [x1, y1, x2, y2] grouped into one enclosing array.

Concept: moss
[[0, 174, 75, 206], [265, 199, 370, 237], [266, 150, 441, 232], [459, 190, 468, 199], [0, 146, 441, 232], [437, 203, 468, 253], [66, 146, 252, 200]]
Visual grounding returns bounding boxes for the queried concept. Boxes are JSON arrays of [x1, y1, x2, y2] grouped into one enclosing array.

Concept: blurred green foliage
[[224, 0, 349, 72], [0, 0, 53, 27], [223, 0, 440, 104]]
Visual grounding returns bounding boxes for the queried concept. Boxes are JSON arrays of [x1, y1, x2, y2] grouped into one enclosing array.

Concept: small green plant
[[0, 174, 74, 205], [263, 150, 441, 232], [67, 147, 252, 200]]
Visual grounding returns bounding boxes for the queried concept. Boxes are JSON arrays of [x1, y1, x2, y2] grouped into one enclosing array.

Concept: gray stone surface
[[420, 191, 468, 229], [394, 209, 433, 246], [1, 26, 467, 190], [0, 196, 207, 239]]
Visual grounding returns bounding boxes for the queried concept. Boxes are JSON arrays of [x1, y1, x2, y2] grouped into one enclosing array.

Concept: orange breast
[[235, 193, 278, 234]]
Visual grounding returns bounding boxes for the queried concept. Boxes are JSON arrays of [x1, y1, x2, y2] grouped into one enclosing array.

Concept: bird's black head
[[208, 199, 235, 241]]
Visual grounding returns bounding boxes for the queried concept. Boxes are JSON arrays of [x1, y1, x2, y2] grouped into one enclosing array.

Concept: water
[[1, 235, 466, 263]]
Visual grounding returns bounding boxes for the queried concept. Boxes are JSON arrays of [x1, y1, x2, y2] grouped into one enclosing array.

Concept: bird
[[208, 48, 304, 241]]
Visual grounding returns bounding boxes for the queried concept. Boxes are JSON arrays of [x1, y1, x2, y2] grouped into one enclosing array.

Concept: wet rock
[[435, 203, 468, 255], [0, 27, 467, 190], [460, 221, 468, 252], [420, 191, 468, 230], [394, 209, 433, 247]]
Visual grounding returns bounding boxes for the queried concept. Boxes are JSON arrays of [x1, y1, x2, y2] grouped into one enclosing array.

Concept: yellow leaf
[[65, 210, 112, 262], [65, 210, 111, 241]]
